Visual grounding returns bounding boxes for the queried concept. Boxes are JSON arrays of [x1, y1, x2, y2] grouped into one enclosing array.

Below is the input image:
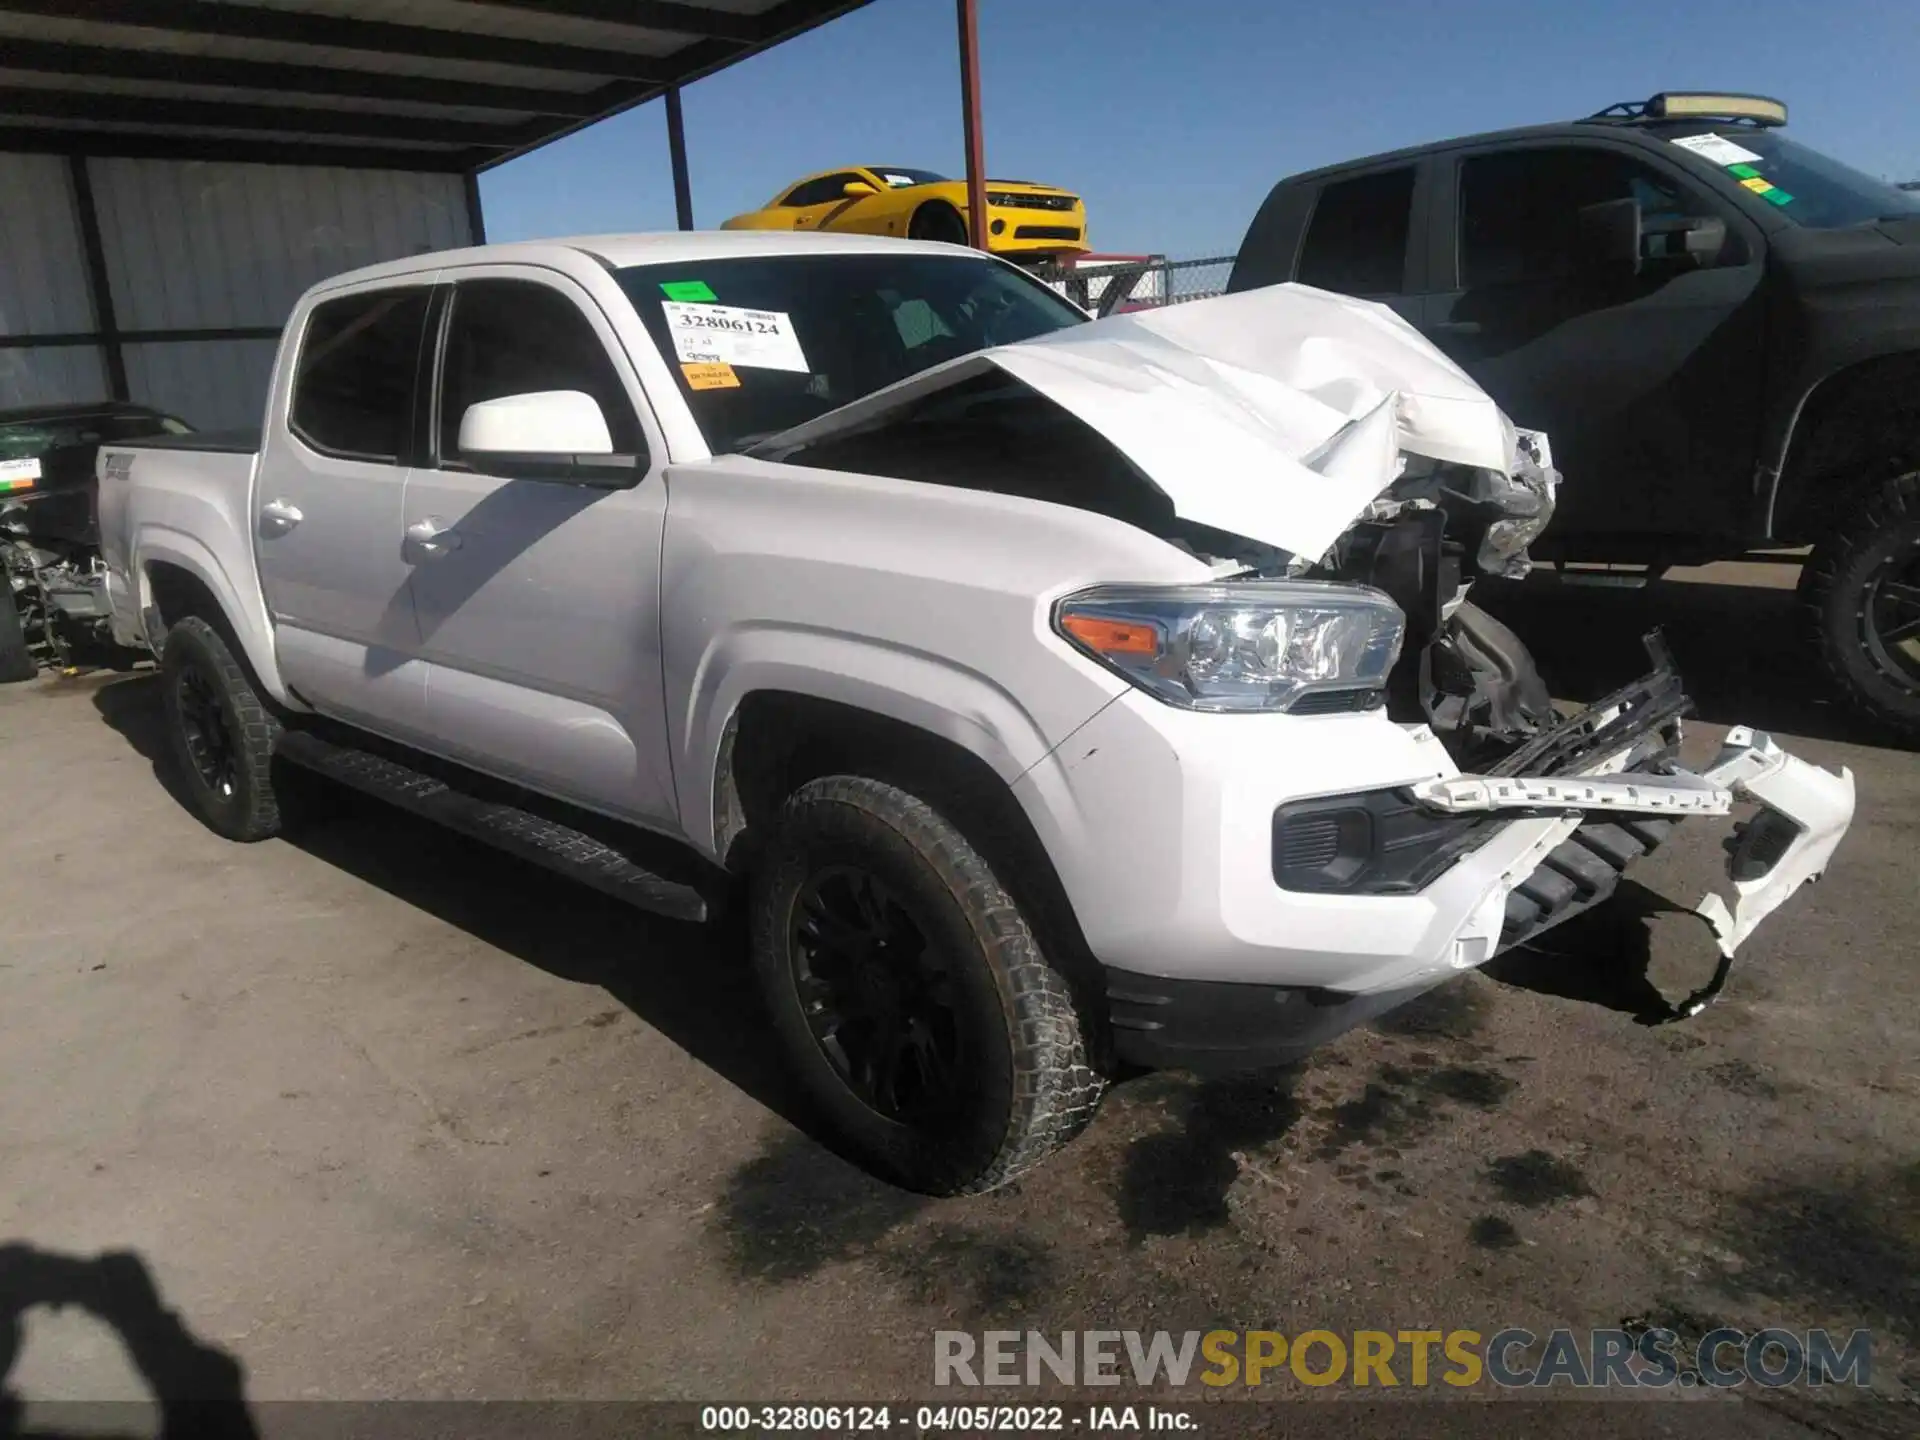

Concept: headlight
[[1053, 582, 1405, 713]]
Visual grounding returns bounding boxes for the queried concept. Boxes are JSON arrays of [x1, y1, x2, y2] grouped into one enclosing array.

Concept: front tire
[[160, 615, 285, 841], [749, 776, 1103, 1195], [1800, 470, 1920, 742]]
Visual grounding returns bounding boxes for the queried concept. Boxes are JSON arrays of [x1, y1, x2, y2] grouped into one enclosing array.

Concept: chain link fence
[[1036, 255, 1236, 316]]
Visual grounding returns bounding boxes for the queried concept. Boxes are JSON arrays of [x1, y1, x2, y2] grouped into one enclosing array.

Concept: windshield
[[866, 167, 948, 188], [0, 411, 189, 462], [616, 252, 1087, 455], [1663, 127, 1920, 228]]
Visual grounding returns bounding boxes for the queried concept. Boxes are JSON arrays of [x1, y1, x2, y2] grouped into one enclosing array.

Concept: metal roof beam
[[0, 124, 477, 171], [0, 38, 601, 116], [0, 88, 524, 146], [0, 1, 664, 80], [472, 0, 768, 43], [475, 0, 872, 170]]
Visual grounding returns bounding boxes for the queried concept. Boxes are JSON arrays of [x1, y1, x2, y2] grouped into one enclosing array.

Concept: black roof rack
[[1586, 91, 1788, 128]]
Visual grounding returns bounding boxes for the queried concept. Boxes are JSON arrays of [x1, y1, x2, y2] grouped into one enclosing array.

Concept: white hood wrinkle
[[760, 282, 1520, 560]]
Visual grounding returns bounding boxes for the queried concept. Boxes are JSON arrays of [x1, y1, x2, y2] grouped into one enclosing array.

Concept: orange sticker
[[681, 362, 740, 390], [1740, 175, 1773, 193]]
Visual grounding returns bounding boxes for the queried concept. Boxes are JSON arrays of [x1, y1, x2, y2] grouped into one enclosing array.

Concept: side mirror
[[1642, 214, 1727, 267], [842, 180, 878, 199], [1575, 198, 1642, 273], [456, 390, 640, 486]]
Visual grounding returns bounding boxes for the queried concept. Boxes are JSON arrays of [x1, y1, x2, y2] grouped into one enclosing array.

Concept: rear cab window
[[613, 253, 1087, 454], [1297, 167, 1418, 296], [289, 288, 432, 462]]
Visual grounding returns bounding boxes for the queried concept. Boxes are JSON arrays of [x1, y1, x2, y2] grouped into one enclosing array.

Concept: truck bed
[[94, 433, 272, 686]]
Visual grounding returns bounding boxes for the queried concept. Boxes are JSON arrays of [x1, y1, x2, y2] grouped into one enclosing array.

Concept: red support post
[[955, 0, 988, 250]]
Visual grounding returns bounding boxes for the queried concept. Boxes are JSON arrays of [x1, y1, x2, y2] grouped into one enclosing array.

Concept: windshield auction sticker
[[0, 457, 41, 491], [1669, 131, 1764, 167], [680, 361, 741, 390], [661, 300, 810, 373]]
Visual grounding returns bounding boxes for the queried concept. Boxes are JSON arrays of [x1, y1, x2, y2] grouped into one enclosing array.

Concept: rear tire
[[907, 202, 968, 247], [748, 775, 1103, 1195], [0, 585, 34, 683], [1800, 470, 1920, 742], [160, 615, 284, 841]]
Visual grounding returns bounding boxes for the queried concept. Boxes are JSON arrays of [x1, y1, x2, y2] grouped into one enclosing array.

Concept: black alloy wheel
[[158, 614, 285, 841], [174, 662, 240, 801], [1862, 540, 1920, 689], [788, 864, 967, 1123], [1801, 469, 1920, 741], [747, 774, 1104, 1195]]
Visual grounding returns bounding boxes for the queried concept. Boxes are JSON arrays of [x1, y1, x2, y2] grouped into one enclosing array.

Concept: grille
[[1277, 816, 1343, 872], [987, 191, 1077, 211], [1014, 225, 1082, 241]]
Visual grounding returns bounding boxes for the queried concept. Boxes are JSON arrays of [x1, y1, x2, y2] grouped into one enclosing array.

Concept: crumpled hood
[[759, 282, 1519, 558]]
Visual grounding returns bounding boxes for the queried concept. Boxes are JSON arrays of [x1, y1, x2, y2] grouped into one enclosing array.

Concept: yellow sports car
[[721, 166, 1088, 257]]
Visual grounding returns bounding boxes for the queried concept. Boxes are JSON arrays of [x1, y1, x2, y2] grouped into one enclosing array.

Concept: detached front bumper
[[1061, 637, 1856, 1074]]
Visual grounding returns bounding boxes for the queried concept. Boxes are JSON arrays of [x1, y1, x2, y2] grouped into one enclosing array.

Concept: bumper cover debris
[[1414, 723, 1854, 963], [1690, 726, 1855, 960]]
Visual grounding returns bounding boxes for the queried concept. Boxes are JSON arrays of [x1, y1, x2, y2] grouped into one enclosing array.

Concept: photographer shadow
[[0, 1243, 257, 1440], [1485, 878, 1727, 1025]]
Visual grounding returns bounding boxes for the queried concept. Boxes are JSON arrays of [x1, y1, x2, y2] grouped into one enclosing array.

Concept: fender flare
[[135, 526, 291, 707], [1760, 350, 1920, 541], [680, 625, 1076, 858]]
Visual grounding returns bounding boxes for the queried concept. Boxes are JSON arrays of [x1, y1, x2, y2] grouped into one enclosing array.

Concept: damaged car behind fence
[[93, 235, 1855, 1196]]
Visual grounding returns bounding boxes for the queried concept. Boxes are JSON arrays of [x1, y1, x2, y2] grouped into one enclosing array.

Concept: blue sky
[[479, 0, 1920, 259]]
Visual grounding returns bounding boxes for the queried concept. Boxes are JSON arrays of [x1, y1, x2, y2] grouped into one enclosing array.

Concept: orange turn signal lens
[[1060, 612, 1161, 657]]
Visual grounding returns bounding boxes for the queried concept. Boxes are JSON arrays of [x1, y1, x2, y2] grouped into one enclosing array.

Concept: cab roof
[[1277, 91, 1791, 187], [308, 229, 997, 296]]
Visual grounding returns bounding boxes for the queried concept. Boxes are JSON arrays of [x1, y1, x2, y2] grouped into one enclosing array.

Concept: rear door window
[[1296, 168, 1417, 296], [289, 288, 431, 462]]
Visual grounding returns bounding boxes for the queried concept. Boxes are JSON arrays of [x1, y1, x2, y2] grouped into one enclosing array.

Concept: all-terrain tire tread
[[162, 614, 284, 842], [1799, 469, 1920, 741], [762, 775, 1104, 1195]]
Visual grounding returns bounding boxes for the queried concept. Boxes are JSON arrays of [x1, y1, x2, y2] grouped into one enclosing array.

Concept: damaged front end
[[1293, 430, 1855, 1007], [756, 282, 1854, 1002]]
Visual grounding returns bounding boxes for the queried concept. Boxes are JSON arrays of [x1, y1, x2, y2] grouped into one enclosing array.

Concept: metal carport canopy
[[0, 0, 879, 197]]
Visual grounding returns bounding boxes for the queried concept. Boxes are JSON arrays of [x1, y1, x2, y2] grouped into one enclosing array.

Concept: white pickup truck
[[96, 231, 1855, 1196]]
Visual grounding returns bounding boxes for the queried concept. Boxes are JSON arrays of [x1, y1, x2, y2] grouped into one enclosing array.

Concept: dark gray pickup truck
[[1228, 90, 1920, 739]]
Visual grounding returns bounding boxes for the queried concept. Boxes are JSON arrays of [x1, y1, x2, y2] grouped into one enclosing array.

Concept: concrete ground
[[1, 564, 1916, 1438]]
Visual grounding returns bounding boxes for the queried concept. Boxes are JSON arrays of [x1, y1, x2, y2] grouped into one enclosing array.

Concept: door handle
[[1430, 319, 1483, 337], [404, 517, 463, 560], [258, 498, 303, 536]]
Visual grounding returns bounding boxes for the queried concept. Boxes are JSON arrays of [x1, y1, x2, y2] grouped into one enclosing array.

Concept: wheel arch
[[712, 688, 1109, 1051], [909, 198, 968, 243], [1768, 351, 1920, 544], [139, 541, 289, 706]]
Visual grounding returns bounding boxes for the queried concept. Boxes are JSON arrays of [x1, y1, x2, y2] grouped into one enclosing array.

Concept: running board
[[275, 729, 710, 924]]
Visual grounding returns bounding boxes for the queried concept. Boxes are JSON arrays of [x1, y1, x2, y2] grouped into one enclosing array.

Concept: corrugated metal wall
[[91, 161, 469, 338], [122, 339, 282, 436], [0, 154, 472, 428], [0, 152, 106, 411]]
